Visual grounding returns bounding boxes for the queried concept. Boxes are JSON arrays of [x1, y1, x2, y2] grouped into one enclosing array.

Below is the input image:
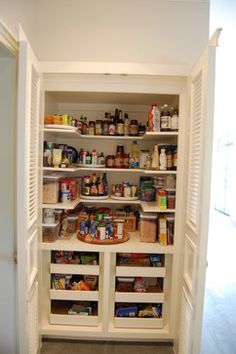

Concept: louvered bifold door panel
[[186, 71, 203, 234], [178, 288, 194, 354], [28, 281, 39, 354], [27, 65, 40, 230]]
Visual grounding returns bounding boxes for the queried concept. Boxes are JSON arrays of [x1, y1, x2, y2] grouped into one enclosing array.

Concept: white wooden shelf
[[50, 289, 99, 301], [50, 314, 99, 327], [41, 232, 175, 254], [80, 197, 141, 205], [77, 167, 177, 175], [43, 166, 80, 172], [114, 317, 163, 329], [116, 266, 166, 278], [42, 197, 80, 210], [50, 263, 99, 276], [143, 131, 178, 140], [43, 128, 178, 141], [141, 201, 175, 213], [78, 133, 143, 140], [115, 292, 164, 303]]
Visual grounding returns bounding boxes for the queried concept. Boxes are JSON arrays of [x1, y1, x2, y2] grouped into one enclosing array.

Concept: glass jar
[[115, 153, 124, 168], [106, 155, 115, 168], [129, 120, 139, 136], [95, 120, 103, 135], [89, 121, 95, 135], [102, 120, 109, 135]]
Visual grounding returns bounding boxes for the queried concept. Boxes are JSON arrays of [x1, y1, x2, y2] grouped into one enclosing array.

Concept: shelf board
[[77, 167, 176, 174], [116, 266, 166, 278], [114, 317, 164, 329], [44, 128, 80, 138], [115, 291, 164, 303], [44, 128, 178, 141], [43, 166, 80, 172], [78, 167, 141, 173], [41, 232, 175, 254], [143, 131, 178, 140], [143, 170, 177, 175], [141, 202, 175, 213], [50, 263, 99, 275], [42, 197, 80, 210], [49, 314, 99, 327], [78, 133, 143, 140], [80, 197, 141, 205], [50, 289, 99, 301]]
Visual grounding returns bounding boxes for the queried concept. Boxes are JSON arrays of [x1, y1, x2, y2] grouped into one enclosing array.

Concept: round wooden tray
[[77, 232, 129, 244]]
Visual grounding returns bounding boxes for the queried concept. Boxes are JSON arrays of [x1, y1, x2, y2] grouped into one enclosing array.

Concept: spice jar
[[89, 121, 95, 135], [106, 155, 115, 168], [129, 120, 139, 136], [72, 117, 78, 127], [102, 120, 109, 135], [138, 123, 146, 136], [95, 120, 103, 135]]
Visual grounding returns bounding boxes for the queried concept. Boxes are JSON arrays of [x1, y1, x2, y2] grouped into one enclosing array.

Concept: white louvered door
[[17, 27, 41, 354], [177, 30, 221, 354]]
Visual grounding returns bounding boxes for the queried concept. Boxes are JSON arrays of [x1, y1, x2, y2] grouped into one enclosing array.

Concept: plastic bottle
[[159, 149, 167, 171], [91, 149, 98, 165], [151, 144, 159, 169], [148, 104, 160, 132], [129, 140, 140, 168]]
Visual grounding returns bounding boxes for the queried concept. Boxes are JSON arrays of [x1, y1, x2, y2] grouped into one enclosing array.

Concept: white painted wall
[[34, 0, 209, 65], [1, 0, 209, 66], [0, 0, 36, 43]]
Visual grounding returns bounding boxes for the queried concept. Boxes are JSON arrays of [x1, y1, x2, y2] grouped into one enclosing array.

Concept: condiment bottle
[[109, 116, 115, 135], [116, 110, 124, 136], [173, 146, 178, 170], [166, 145, 173, 170], [160, 104, 171, 131], [151, 144, 159, 170], [171, 107, 179, 131], [148, 104, 160, 132], [124, 113, 130, 136], [159, 149, 167, 170]]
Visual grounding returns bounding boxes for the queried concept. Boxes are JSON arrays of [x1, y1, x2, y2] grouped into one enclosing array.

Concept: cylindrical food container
[[67, 215, 79, 234], [140, 213, 157, 242], [43, 175, 61, 204], [166, 189, 176, 209]]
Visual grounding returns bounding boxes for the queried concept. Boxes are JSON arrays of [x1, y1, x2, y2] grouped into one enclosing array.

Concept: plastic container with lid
[[43, 175, 61, 204], [42, 222, 60, 242], [140, 212, 157, 243], [67, 215, 79, 234]]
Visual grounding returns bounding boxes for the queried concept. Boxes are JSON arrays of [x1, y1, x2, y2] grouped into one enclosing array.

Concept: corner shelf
[[42, 197, 80, 210]]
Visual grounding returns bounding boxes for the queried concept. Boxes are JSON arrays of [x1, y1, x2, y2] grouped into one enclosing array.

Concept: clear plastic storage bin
[[43, 175, 60, 204], [42, 222, 60, 242]]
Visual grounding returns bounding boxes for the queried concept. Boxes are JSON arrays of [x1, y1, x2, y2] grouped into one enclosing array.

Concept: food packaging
[[140, 213, 157, 243]]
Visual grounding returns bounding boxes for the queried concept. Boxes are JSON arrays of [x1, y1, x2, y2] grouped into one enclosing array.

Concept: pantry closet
[[0, 21, 220, 354]]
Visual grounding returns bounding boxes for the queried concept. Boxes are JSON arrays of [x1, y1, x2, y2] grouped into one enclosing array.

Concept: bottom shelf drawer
[[51, 300, 98, 327], [50, 314, 99, 327], [114, 317, 163, 329]]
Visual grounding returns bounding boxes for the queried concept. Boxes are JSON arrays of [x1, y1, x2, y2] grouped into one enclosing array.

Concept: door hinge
[[14, 253, 17, 264]]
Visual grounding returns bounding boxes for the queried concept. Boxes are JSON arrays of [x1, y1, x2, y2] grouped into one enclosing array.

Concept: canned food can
[[61, 190, 71, 202]]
